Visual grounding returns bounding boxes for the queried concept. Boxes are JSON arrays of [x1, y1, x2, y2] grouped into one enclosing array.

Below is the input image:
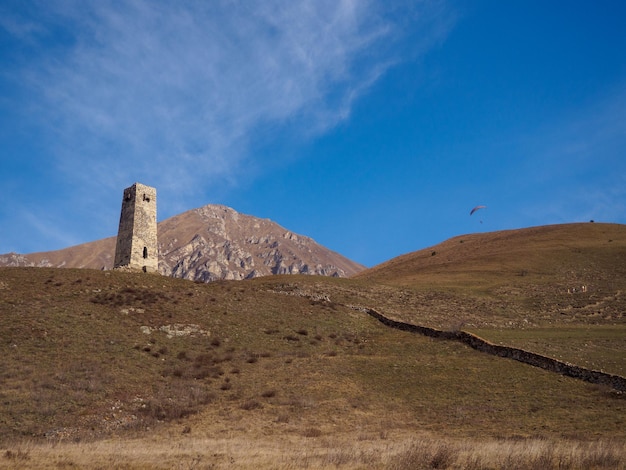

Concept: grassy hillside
[[357, 223, 626, 289], [1, 223, 625, 468], [353, 223, 626, 374]]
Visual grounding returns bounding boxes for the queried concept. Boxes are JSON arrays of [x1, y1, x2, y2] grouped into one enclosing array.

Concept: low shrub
[[240, 399, 262, 411], [4, 449, 30, 461], [137, 385, 215, 423], [302, 428, 322, 438], [390, 440, 458, 470], [246, 355, 258, 364]]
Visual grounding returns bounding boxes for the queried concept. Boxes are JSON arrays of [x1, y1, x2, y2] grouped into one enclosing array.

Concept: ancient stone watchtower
[[113, 183, 158, 273]]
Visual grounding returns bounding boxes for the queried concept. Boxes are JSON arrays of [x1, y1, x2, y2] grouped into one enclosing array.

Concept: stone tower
[[113, 183, 158, 273]]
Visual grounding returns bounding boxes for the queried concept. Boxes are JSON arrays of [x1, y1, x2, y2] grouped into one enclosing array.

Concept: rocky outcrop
[[0, 253, 32, 267], [0, 204, 365, 282], [158, 205, 363, 281]]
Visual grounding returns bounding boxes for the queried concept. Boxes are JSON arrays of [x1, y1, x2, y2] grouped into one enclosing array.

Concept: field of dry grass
[[2, 433, 625, 469], [1, 223, 625, 467]]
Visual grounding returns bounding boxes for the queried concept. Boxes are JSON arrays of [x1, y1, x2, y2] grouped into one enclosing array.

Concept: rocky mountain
[[0, 204, 365, 281]]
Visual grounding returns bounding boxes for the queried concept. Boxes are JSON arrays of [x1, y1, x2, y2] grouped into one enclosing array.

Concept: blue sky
[[1, 1, 625, 267]]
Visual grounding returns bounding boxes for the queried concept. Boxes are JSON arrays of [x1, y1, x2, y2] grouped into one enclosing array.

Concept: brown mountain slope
[[0, 204, 365, 281], [0, 238, 116, 270], [357, 222, 626, 288]]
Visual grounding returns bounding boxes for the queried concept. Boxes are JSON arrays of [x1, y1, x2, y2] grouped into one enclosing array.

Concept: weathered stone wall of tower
[[114, 183, 158, 273]]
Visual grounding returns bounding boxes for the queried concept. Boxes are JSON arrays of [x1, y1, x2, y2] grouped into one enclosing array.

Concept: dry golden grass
[[1, 432, 624, 469]]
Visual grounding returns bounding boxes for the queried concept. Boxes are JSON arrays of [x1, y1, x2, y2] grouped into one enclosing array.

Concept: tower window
[[143, 247, 148, 259], [143, 194, 151, 202]]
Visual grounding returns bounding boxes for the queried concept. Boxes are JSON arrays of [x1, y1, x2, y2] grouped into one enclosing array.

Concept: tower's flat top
[[127, 182, 156, 192]]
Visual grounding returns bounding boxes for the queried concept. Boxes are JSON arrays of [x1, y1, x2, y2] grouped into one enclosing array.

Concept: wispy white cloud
[[7, 1, 446, 203], [0, 0, 455, 253]]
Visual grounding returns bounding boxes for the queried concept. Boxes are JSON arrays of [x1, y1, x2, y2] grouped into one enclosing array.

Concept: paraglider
[[470, 205, 486, 216]]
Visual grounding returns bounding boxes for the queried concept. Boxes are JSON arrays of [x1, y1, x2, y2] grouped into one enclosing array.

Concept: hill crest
[[356, 222, 626, 287]]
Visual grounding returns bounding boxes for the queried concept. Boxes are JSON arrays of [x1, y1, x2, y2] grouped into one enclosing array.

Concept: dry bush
[[301, 427, 323, 438], [218, 352, 234, 362], [389, 440, 457, 470], [207, 366, 224, 379], [240, 399, 262, 411], [193, 353, 215, 366], [88, 286, 172, 307], [174, 352, 227, 380], [170, 367, 184, 378], [137, 384, 215, 423], [3, 448, 31, 461]]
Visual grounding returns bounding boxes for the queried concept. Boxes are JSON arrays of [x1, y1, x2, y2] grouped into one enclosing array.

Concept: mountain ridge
[[0, 204, 365, 281]]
